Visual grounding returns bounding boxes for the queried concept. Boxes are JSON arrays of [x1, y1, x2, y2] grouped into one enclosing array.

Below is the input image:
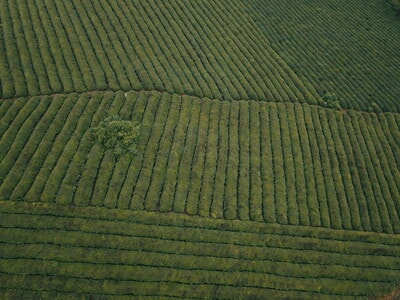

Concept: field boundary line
[[1, 88, 400, 117], [1, 200, 400, 243]]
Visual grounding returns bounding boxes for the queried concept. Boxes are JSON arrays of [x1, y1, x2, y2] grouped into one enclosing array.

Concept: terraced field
[[1, 0, 400, 298], [247, 0, 400, 112], [1, 201, 400, 299], [0, 0, 320, 103], [1, 91, 400, 235]]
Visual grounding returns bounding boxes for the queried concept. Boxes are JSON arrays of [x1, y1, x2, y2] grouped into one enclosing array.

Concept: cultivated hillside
[[1, 0, 400, 298]]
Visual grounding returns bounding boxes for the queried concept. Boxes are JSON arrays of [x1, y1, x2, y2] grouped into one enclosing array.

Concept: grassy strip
[[0, 257, 396, 294], [185, 99, 211, 215], [2, 228, 399, 273], [90, 1, 136, 91], [209, 101, 228, 219], [121, 0, 165, 92], [325, 110, 362, 231], [286, 104, 309, 225], [69, 0, 117, 90], [0, 97, 48, 192], [248, 101, 263, 222], [2, 235, 399, 273], [370, 114, 400, 223], [144, 94, 181, 211], [0, 1, 15, 99], [250, 0, 400, 111], [356, 113, 398, 233], [105, 2, 148, 91], [7, 0, 39, 96], [79, 1, 129, 91], [16, 0, 52, 95], [237, 101, 251, 221], [5, 96, 62, 200], [223, 101, 239, 219], [44, 0, 85, 93], [56, 1, 98, 91], [2, 252, 400, 291], [55, 93, 104, 205], [136, 0, 186, 95], [0, 99, 13, 121], [1, 201, 400, 247], [40, 94, 96, 204], [2, 215, 398, 259], [25, 0, 63, 93], [0, 97, 36, 162], [344, 112, 384, 233], [0, 203, 398, 298], [277, 103, 299, 225], [192, 1, 247, 100], [293, 105, 319, 226], [198, 99, 220, 217], [130, 93, 170, 210], [173, 97, 202, 213], [34, 0, 73, 93], [318, 108, 351, 229], [0, 273, 348, 299], [152, 0, 205, 97], [269, 103, 288, 224], [259, 104, 276, 223], [159, 97, 192, 212], [167, 1, 222, 100], [2, 91, 400, 235], [311, 107, 341, 229]]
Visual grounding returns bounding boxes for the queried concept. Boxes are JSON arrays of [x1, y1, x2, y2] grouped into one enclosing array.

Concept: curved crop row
[[1, 0, 319, 106], [248, 0, 400, 112], [2, 0, 398, 112], [0, 202, 399, 298], [1, 91, 400, 234]]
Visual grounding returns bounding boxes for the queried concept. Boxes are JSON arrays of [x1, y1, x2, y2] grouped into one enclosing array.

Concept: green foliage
[[92, 115, 141, 158], [2, 0, 400, 296], [2, 91, 400, 236], [321, 92, 341, 110], [393, 0, 400, 14], [368, 101, 383, 113], [1, 201, 400, 299]]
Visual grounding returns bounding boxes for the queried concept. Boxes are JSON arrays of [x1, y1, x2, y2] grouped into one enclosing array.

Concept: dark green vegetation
[[1, 0, 400, 298], [393, 0, 400, 14], [1, 201, 400, 299], [0, 0, 320, 104], [247, 0, 400, 112], [92, 115, 140, 157], [1, 91, 400, 234]]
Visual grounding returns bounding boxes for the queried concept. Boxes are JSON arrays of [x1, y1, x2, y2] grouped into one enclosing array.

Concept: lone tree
[[321, 92, 341, 110], [92, 115, 141, 158]]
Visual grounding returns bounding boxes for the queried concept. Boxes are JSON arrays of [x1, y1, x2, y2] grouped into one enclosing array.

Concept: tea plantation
[[1, 0, 400, 298]]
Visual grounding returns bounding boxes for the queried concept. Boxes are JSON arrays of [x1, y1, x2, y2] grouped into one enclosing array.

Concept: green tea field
[[1, 0, 400, 298]]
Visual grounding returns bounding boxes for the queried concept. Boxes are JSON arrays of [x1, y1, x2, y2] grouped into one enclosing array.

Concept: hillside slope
[[1, 0, 400, 298], [0, 0, 320, 103], [1, 91, 400, 234], [246, 0, 400, 112], [1, 201, 400, 299]]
